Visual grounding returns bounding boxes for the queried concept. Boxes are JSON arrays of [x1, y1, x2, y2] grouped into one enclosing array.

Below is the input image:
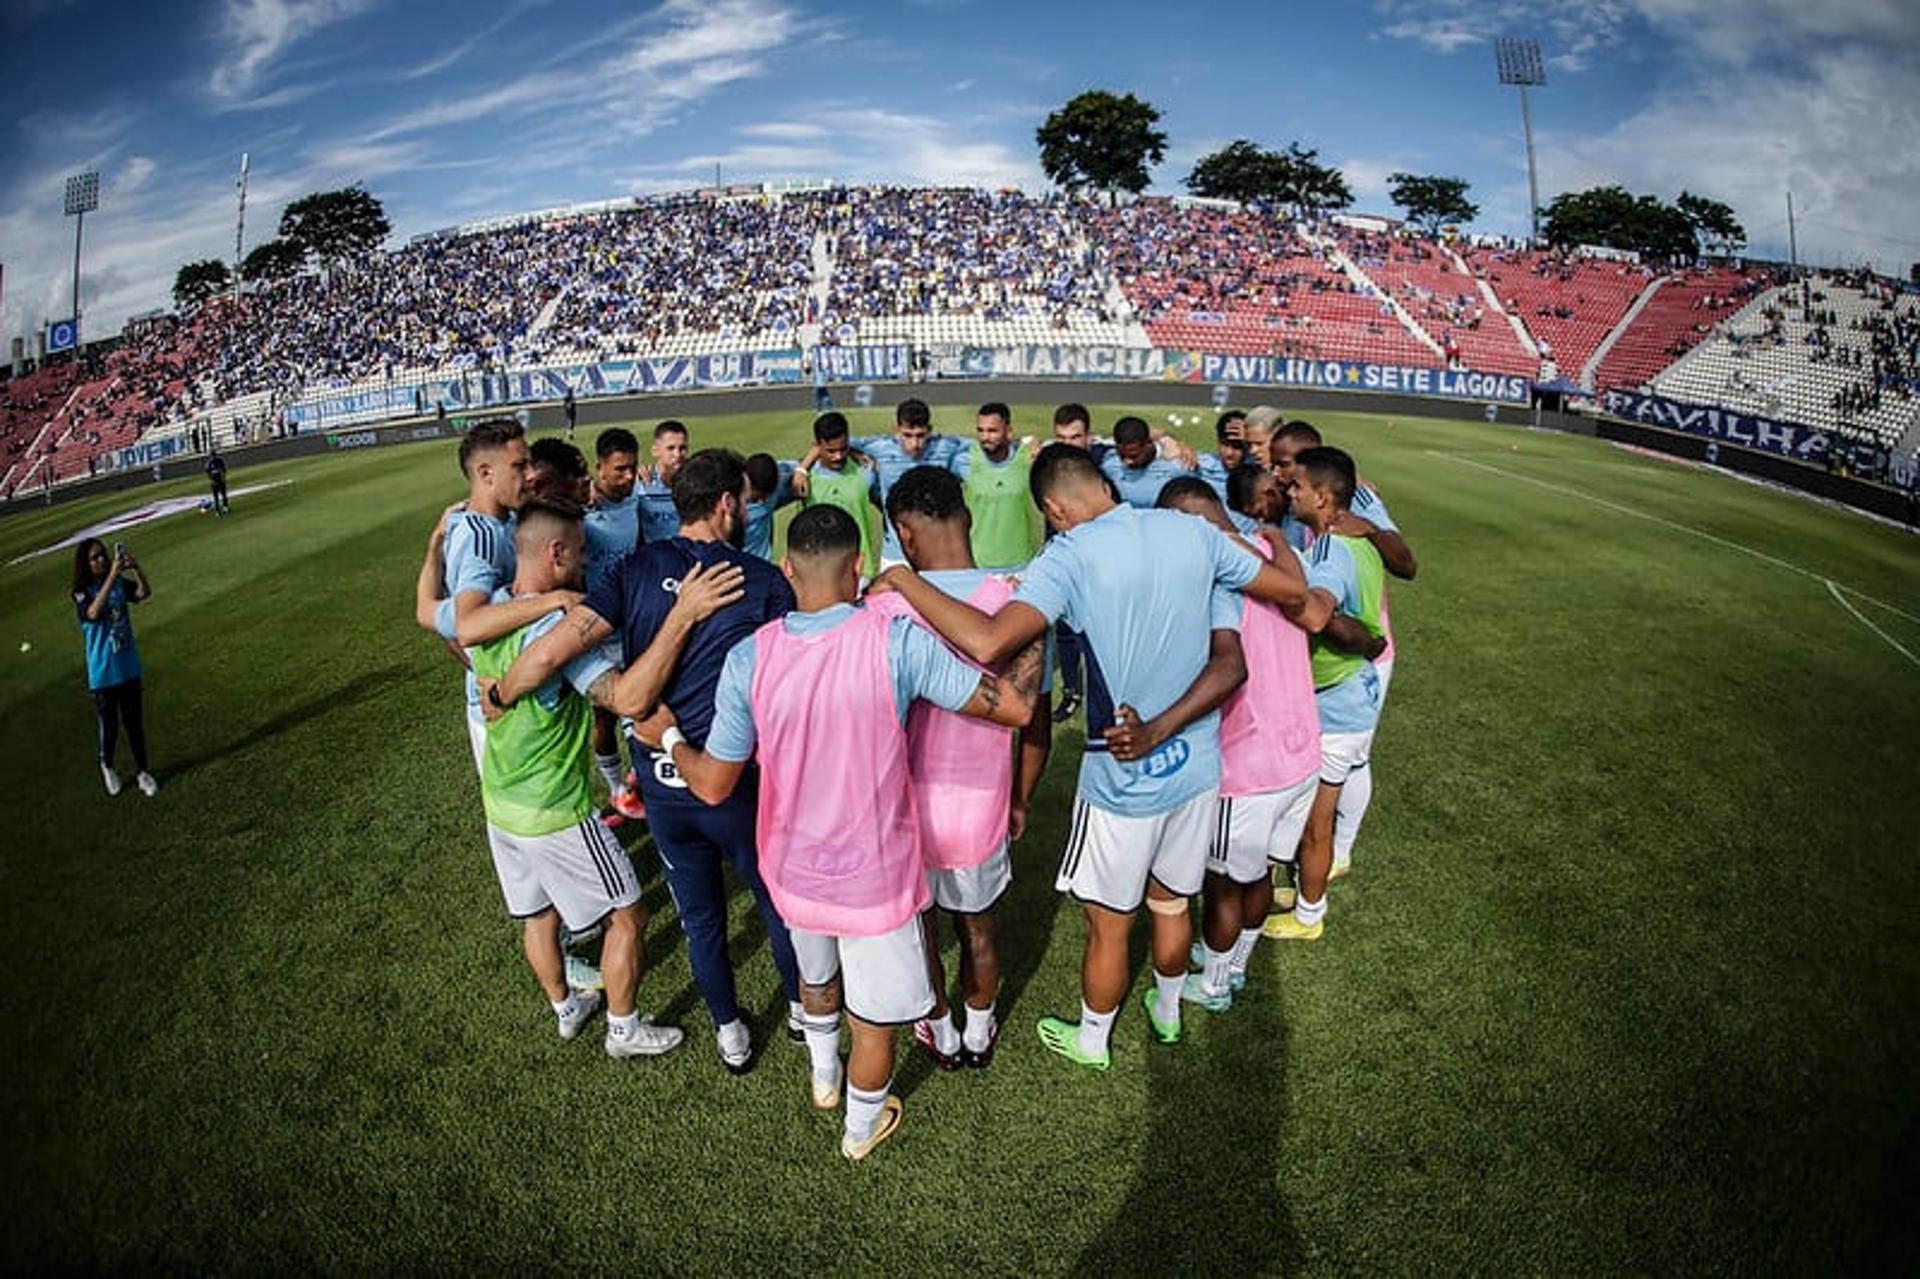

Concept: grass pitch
[[1, 402, 1916, 1273]]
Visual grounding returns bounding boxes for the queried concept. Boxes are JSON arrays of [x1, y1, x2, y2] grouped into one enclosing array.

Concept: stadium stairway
[[1310, 231, 1446, 364], [1583, 277, 1664, 391]]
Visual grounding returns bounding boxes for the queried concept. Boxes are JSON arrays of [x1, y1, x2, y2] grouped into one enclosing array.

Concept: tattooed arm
[[490, 604, 615, 711], [1009, 633, 1053, 842], [954, 636, 1040, 730]]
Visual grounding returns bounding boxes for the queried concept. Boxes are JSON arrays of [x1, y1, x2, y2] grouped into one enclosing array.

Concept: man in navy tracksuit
[[500, 448, 803, 1074]]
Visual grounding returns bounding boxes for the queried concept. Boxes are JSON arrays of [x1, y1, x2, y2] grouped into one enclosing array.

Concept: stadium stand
[[1336, 229, 1537, 376], [1463, 247, 1650, 380], [1592, 266, 1768, 392]]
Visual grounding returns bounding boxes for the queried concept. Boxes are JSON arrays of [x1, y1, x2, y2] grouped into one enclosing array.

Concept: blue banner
[[1196, 353, 1531, 403], [107, 435, 188, 471], [1600, 389, 1829, 463], [974, 346, 1173, 380], [46, 319, 77, 354], [811, 345, 909, 382]]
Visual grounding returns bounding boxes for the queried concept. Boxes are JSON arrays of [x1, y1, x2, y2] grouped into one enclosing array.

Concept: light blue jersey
[[1099, 452, 1192, 510], [439, 508, 517, 721], [1013, 505, 1258, 817], [584, 492, 640, 586], [1352, 482, 1400, 533], [496, 592, 623, 709], [1303, 535, 1382, 734], [635, 475, 680, 544], [1194, 453, 1262, 534], [852, 434, 965, 559], [74, 578, 142, 690], [744, 460, 799, 562], [706, 604, 981, 762], [918, 568, 1053, 695]]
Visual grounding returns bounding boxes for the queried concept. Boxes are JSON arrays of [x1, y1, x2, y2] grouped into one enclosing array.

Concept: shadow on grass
[[163, 662, 413, 777]]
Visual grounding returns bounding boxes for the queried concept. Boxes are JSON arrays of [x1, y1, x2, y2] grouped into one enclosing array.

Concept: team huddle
[[413, 399, 1416, 1161]]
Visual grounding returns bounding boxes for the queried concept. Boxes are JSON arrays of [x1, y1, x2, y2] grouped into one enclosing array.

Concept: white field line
[[1826, 579, 1920, 670], [1425, 450, 1920, 628]]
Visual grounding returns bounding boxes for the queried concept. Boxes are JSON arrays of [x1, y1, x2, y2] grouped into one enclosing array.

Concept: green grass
[[2, 403, 1917, 1273]]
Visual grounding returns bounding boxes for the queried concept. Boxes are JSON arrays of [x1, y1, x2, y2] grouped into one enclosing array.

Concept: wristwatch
[[487, 685, 508, 711]]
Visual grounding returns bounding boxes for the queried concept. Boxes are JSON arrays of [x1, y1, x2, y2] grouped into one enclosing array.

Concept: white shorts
[[791, 916, 937, 1025], [1320, 731, 1376, 786], [488, 817, 641, 933], [1055, 788, 1215, 913], [1376, 656, 1396, 706], [928, 843, 1012, 914], [466, 710, 487, 774], [1210, 774, 1318, 883]]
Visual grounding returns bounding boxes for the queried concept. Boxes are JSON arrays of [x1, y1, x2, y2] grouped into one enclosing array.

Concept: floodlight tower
[[234, 152, 251, 299], [1494, 38, 1546, 245], [63, 170, 100, 347]]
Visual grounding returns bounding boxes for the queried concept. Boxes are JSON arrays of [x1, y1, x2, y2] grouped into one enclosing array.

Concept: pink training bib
[[868, 575, 1016, 869], [1219, 533, 1322, 797], [749, 606, 929, 936]]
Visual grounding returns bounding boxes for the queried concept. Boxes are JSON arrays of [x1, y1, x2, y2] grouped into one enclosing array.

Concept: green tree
[[1542, 185, 1700, 260], [172, 259, 231, 310], [1036, 90, 1167, 206], [1272, 144, 1352, 217], [1387, 173, 1479, 233], [1676, 191, 1747, 254], [241, 238, 308, 284], [1186, 140, 1285, 204], [278, 186, 391, 269]]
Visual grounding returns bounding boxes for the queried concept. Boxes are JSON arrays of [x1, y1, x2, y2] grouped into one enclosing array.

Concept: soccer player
[[492, 450, 807, 1076], [651, 505, 1038, 1160], [851, 398, 964, 569], [1052, 401, 1097, 455], [947, 402, 1042, 570], [742, 451, 801, 563], [798, 412, 883, 579], [1156, 475, 1377, 1006], [873, 444, 1334, 1069], [1099, 415, 1194, 509], [1264, 447, 1386, 942], [584, 428, 645, 824], [204, 447, 230, 515], [468, 498, 683, 1059], [1047, 403, 1096, 717], [635, 421, 691, 544], [528, 437, 591, 505], [411, 418, 579, 771], [871, 466, 1053, 1070]]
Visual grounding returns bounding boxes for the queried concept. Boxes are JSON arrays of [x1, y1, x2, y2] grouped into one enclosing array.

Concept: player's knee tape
[[1146, 894, 1188, 916]]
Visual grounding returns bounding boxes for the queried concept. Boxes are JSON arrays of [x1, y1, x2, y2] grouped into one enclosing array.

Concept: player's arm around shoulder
[[606, 559, 746, 719], [494, 601, 615, 709], [870, 566, 1049, 667]]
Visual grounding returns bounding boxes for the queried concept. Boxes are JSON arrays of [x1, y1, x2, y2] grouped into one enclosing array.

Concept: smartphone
[[113, 541, 127, 561]]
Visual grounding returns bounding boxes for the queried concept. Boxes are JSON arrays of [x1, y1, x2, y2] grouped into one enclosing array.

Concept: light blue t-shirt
[[1351, 482, 1400, 533], [919, 567, 1052, 696], [584, 492, 640, 585], [852, 433, 965, 558], [1013, 505, 1259, 816], [1303, 535, 1382, 734], [635, 475, 680, 544], [507, 597, 623, 710], [744, 460, 799, 562], [439, 509, 517, 718], [1099, 452, 1192, 510], [705, 604, 981, 763], [74, 578, 142, 690]]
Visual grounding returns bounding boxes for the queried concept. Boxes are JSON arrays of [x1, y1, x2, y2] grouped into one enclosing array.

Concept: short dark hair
[[530, 436, 588, 480], [1215, 409, 1247, 442], [895, 398, 931, 429], [785, 503, 860, 565], [885, 464, 968, 526], [596, 427, 639, 460], [1278, 420, 1323, 447], [654, 420, 689, 442], [1295, 445, 1356, 509], [1155, 476, 1219, 511], [1053, 402, 1090, 428], [1030, 441, 1107, 502], [672, 448, 746, 521], [458, 417, 523, 477], [1226, 464, 1265, 517], [743, 452, 780, 498], [813, 411, 850, 443], [977, 401, 1011, 424], [1112, 416, 1151, 446], [514, 496, 585, 551]]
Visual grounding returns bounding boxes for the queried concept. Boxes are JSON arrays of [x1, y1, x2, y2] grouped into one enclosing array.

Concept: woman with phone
[[71, 538, 158, 796]]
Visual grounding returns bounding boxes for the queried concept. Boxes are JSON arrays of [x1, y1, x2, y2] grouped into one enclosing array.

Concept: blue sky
[[2, 0, 1916, 348]]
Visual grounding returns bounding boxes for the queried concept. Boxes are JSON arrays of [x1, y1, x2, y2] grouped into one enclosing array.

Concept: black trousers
[[94, 678, 149, 772]]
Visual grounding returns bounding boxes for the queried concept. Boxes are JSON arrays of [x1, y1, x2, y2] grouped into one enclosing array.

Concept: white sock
[[1295, 892, 1328, 927], [845, 1078, 891, 1142], [607, 1010, 640, 1038], [1229, 927, 1261, 974], [1334, 763, 1371, 861], [595, 752, 626, 794], [788, 999, 807, 1025], [552, 992, 582, 1021], [1202, 946, 1234, 994], [802, 1013, 842, 1079], [962, 1001, 996, 1051], [1153, 969, 1184, 1026], [924, 1009, 960, 1055], [1077, 1001, 1116, 1057]]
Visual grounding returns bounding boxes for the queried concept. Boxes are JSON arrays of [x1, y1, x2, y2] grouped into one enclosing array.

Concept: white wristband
[[660, 726, 686, 755]]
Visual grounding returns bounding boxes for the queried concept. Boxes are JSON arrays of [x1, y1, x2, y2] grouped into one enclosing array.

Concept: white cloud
[[208, 0, 379, 99]]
